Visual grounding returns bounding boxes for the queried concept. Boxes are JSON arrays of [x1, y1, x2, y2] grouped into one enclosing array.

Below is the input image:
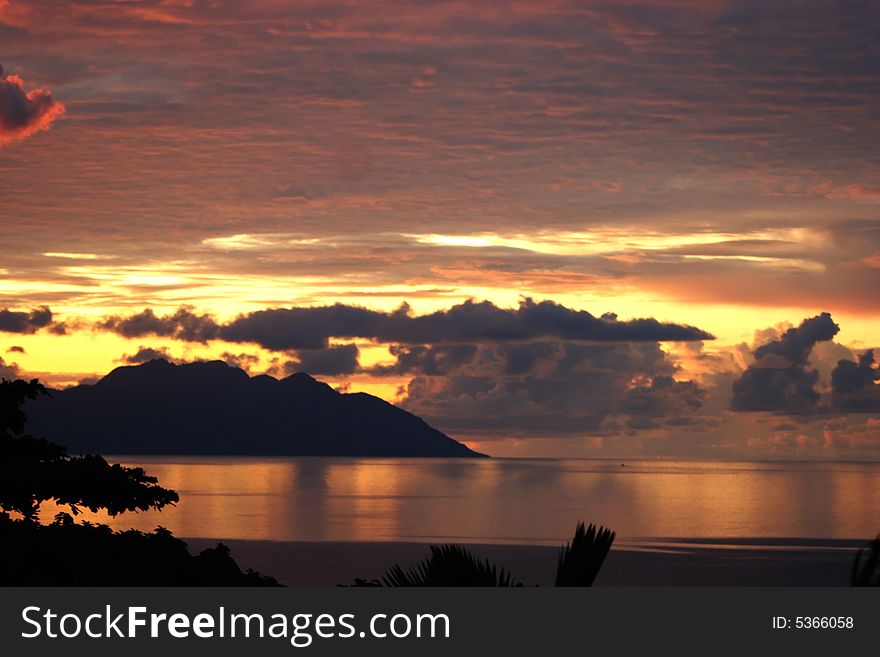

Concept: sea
[[71, 457, 880, 545]]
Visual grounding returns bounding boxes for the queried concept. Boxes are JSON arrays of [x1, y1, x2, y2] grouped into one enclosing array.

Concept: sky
[[0, 0, 878, 458]]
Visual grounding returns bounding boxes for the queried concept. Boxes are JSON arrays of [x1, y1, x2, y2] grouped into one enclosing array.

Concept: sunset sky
[[1, 0, 878, 458]]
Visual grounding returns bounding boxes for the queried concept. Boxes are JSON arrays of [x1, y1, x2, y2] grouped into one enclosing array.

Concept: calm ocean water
[[72, 457, 880, 545]]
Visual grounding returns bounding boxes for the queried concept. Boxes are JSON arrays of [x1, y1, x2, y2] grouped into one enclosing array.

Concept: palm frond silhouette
[[369, 521, 615, 587], [383, 544, 520, 587], [851, 534, 880, 586], [555, 521, 616, 586]]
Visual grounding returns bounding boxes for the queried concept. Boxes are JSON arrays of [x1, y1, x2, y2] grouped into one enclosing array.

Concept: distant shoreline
[[101, 454, 880, 465], [184, 537, 864, 587], [97, 452, 490, 458]]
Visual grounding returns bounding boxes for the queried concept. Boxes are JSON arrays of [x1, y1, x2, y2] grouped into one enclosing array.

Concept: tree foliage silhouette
[[0, 377, 277, 586], [348, 521, 615, 587], [0, 379, 178, 521]]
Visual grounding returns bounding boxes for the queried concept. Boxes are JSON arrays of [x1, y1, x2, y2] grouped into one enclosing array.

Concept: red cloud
[[0, 64, 65, 145]]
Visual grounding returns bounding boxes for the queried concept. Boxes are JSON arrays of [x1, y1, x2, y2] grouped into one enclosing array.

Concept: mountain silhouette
[[25, 359, 485, 457]]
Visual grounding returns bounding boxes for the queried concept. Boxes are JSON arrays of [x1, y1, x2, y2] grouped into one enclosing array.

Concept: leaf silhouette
[[382, 544, 520, 587], [554, 521, 615, 587], [851, 534, 880, 586]]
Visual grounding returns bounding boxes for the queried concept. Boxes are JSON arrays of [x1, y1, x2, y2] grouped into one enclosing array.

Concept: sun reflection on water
[[44, 457, 880, 545]]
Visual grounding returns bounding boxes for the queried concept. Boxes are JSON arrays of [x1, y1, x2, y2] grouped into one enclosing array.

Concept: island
[[26, 359, 485, 458]]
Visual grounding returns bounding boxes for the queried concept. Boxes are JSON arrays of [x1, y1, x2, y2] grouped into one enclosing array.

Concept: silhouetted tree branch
[[0, 377, 277, 586], [0, 379, 46, 435]]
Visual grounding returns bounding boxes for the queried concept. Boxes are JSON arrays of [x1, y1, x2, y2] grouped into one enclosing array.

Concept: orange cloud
[[812, 182, 880, 200], [862, 253, 880, 269], [0, 64, 65, 145]]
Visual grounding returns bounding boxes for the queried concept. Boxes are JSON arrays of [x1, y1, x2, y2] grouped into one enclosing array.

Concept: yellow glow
[[680, 255, 826, 272], [407, 226, 826, 257], [325, 461, 402, 541], [355, 343, 395, 368], [62, 263, 194, 287], [0, 277, 92, 298], [2, 332, 268, 387], [413, 234, 499, 248], [3, 225, 878, 400], [42, 252, 115, 260], [341, 379, 406, 402], [202, 233, 321, 250]]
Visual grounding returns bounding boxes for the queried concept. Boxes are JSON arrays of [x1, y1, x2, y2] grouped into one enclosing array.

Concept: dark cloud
[[370, 299, 713, 345], [6, 345, 25, 353], [398, 340, 706, 438], [831, 350, 880, 412], [220, 352, 261, 372], [47, 322, 68, 335], [285, 344, 360, 377], [104, 299, 713, 350], [0, 306, 53, 333], [499, 341, 558, 376], [0, 64, 65, 144], [99, 306, 220, 342], [617, 375, 704, 431], [221, 304, 385, 350], [370, 344, 478, 376], [0, 355, 22, 379], [120, 347, 265, 373], [753, 312, 840, 365], [731, 312, 840, 413], [121, 346, 174, 364]]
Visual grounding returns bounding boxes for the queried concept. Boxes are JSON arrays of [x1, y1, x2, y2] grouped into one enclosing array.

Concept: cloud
[[120, 346, 268, 374], [822, 417, 880, 452], [99, 306, 220, 342], [397, 340, 707, 438], [6, 345, 25, 353], [1, 1, 878, 460], [284, 344, 360, 376], [91, 299, 720, 439], [117, 343, 358, 377], [103, 299, 712, 350], [365, 300, 713, 345], [0, 355, 21, 379], [0, 64, 65, 144], [615, 375, 704, 431], [831, 350, 880, 412], [0, 306, 53, 333], [2, 0, 880, 325], [120, 345, 174, 364], [370, 344, 479, 376], [752, 312, 840, 365], [220, 304, 385, 350], [219, 352, 261, 372], [731, 312, 840, 413]]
